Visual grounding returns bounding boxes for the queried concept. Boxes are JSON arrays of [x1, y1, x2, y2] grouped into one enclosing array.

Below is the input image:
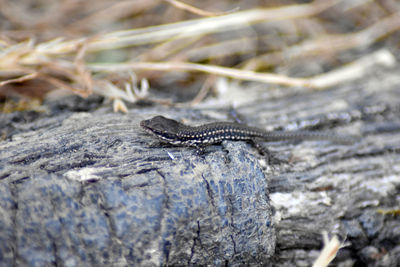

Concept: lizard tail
[[260, 131, 358, 144]]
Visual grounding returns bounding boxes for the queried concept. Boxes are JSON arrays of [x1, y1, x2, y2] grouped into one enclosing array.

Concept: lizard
[[140, 115, 356, 150]]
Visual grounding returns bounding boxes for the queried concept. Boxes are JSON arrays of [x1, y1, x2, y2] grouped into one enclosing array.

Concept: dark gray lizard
[[140, 115, 356, 148]]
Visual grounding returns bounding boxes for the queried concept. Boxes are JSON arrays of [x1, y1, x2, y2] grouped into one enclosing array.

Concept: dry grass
[[312, 232, 348, 267], [1, 0, 400, 111]]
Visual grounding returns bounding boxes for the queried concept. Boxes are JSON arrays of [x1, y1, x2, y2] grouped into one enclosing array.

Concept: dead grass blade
[[163, 0, 239, 17], [88, 61, 310, 87]]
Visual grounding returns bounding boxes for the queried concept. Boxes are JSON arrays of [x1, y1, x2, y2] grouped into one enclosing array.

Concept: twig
[[88, 61, 310, 87], [176, 75, 217, 107], [312, 233, 343, 267], [0, 72, 39, 87], [163, 0, 239, 17], [308, 49, 396, 88]]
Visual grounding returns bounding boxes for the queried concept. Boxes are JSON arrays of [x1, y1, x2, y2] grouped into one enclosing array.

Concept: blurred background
[[0, 0, 399, 110]]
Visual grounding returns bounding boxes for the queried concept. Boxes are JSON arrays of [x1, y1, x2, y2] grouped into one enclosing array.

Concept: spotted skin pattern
[[140, 115, 355, 147]]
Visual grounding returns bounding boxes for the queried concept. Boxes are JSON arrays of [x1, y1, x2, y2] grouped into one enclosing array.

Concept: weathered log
[[1, 69, 399, 266]]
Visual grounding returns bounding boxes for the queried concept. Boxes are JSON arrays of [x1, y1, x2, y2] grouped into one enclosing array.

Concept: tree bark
[[0, 70, 399, 266]]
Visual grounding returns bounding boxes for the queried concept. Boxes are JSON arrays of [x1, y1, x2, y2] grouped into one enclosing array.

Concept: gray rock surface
[[0, 111, 274, 266]]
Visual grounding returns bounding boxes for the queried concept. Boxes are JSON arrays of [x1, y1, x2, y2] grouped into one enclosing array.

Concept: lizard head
[[140, 116, 184, 143]]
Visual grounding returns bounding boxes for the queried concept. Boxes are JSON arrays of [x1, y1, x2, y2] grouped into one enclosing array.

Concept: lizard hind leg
[[250, 138, 288, 165]]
